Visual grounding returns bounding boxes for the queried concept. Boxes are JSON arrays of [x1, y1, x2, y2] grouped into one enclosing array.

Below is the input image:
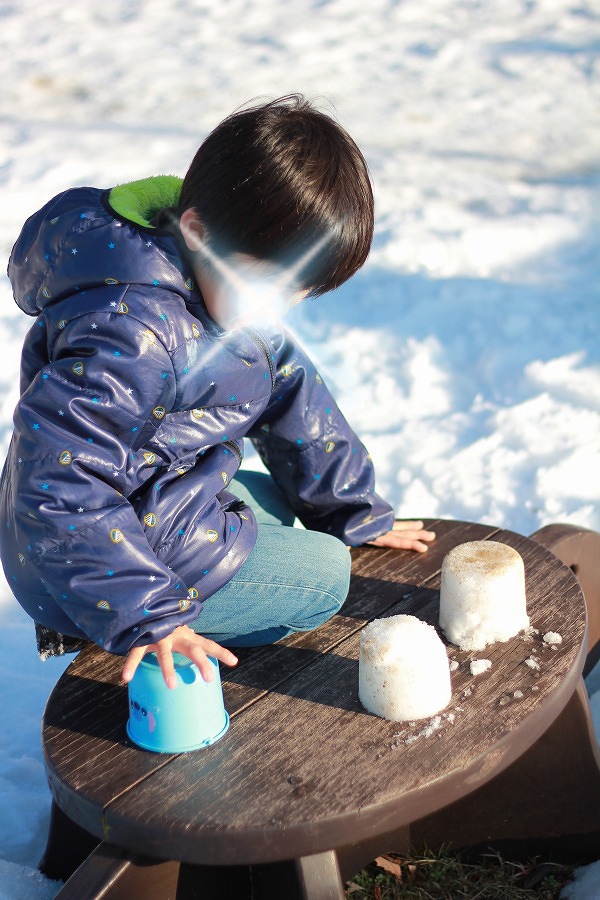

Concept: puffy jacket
[[0, 177, 394, 655]]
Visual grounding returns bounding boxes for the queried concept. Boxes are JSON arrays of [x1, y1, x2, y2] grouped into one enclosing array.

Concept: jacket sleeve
[[248, 330, 395, 545], [12, 289, 201, 654]]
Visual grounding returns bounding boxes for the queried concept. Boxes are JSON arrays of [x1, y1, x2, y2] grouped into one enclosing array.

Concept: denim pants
[[190, 470, 351, 647]]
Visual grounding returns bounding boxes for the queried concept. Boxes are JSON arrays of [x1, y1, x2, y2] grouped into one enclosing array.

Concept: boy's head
[[178, 94, 374, 299]]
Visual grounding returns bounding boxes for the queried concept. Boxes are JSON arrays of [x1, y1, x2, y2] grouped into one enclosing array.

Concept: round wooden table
[[41, 520, 600, 899]]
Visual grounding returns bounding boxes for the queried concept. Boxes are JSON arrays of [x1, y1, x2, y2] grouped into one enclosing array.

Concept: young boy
[[0, 95, 434, 689]]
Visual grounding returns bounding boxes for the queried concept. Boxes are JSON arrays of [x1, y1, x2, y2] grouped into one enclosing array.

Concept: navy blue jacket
[[0, 178, 394, 655]]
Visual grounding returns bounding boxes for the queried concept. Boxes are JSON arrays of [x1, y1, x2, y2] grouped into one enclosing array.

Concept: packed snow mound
[[440, 542, 529, 651], [359, 615, 452, 721]]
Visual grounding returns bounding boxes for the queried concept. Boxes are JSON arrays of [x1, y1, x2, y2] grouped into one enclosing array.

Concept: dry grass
[[346, 849, 574, 899]]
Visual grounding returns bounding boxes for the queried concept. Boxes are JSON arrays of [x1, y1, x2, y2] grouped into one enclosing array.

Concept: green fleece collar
[[108, 175, 183, 228]]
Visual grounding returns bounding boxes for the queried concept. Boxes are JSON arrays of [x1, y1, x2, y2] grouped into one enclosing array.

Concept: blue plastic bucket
[[126, 652, 229, 753]]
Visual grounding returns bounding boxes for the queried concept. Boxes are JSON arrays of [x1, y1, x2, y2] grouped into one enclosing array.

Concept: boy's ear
[[179, 209, 207, 253]]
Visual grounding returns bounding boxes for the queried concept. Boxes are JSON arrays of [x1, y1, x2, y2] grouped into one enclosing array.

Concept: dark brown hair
[[179, 95, 374, 296]]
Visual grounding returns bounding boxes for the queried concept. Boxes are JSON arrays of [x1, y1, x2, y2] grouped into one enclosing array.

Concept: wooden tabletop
[[42, 519, 586, 868]]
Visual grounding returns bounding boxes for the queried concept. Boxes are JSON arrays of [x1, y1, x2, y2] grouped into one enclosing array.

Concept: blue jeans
[[190, 471, 351, 647]]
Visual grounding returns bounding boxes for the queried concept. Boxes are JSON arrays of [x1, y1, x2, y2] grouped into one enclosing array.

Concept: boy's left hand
[[366, 520, 436, 553], [122, 624, 238, 689]]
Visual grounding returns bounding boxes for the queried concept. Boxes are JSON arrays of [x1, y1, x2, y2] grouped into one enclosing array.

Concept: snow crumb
[[470, 659, 492, 676], [525, 657, 540, 670], [520, 626, 540, 643], [403, 714, 445, 744], [543, 631, 562, 645], [449, 659, 459, 671], [421, 715, 443, 737], [397, 710, 463, 748], [514, 690, 524, 698]]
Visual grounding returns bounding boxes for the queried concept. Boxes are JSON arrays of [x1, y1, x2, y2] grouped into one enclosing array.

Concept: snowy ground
[[0, 1, 598, 897]]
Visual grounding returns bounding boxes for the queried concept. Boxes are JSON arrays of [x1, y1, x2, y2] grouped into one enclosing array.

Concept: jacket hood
[[8, 176, 187, 317], [108, 175, 182, 228]]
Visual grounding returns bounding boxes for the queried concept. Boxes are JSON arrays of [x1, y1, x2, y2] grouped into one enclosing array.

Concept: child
[[0, 95, 435, 689]]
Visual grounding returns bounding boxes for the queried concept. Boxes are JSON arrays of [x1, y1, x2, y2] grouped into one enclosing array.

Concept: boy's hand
[[366, 520, 436, 553], [121, 624, 238, 689]]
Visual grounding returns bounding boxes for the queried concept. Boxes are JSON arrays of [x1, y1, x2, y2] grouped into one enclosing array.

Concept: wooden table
[[40, 520, 600, 899]]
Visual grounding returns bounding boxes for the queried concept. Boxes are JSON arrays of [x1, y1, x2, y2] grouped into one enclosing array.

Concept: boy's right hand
[[121, 624, 238, 689], [366, 520, 436, 553]]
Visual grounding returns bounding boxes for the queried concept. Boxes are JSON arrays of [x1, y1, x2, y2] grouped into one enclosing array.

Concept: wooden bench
[[39, 519, 600, 899]]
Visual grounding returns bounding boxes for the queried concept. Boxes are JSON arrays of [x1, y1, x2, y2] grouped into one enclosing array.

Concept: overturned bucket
[[126, 652, 229, 753]]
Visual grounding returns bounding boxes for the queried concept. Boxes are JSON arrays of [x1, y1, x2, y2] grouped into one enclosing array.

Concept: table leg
[[39, 800, 101, 882], [411, 679, 600, 862], [177, 861, 253, 898], [530, 523, 600, 675], [176, 852, 344, 900], [52, 842, 180, 900], [251, 850, 345, 900]]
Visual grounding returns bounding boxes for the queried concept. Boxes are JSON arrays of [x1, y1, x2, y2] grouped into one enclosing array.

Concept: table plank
[[98, 529, 585, 865], [45, 517, 495, 826], [223, 519, 501, 710]]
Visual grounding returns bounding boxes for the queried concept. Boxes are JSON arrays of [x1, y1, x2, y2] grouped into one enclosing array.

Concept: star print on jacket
[[0, 178, 393, 655]]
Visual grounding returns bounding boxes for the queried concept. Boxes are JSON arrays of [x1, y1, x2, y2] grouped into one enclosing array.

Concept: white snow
[[562, 863, 600, 900], [0, 860, 59, 900], [439, 541, 529, 650], [470, 659, 492, 676], [359, 615, 452, 721], [543, 631, 563, 645], [0, 0, 598, 896]]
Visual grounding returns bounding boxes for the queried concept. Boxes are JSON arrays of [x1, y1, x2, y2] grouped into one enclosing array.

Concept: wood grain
[[42, 520, 587, 864]]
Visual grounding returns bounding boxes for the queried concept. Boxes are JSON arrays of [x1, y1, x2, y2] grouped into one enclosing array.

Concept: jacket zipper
[[245, 327, 275, 390], [224, 439, 242, 463]]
